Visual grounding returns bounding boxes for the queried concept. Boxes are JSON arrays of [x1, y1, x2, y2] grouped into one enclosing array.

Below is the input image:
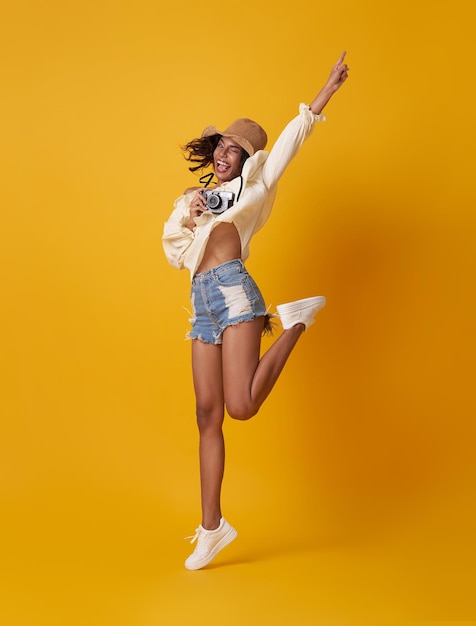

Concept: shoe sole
[[184, 527, 238, 571], [276, 296, 326, 315]]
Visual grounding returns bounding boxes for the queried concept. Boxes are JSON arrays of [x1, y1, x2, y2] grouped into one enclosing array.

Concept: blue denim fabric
[[188, 259, 267, 345]]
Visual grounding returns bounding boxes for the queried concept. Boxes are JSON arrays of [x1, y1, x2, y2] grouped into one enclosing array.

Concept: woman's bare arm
[[309, 51, 349, 115]]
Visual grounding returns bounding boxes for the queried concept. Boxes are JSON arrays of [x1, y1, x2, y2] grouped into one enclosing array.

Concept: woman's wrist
[[309, 85, 335, 115]]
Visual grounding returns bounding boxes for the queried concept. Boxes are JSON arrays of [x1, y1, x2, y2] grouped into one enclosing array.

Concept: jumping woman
[[163, 52, 349, 570]]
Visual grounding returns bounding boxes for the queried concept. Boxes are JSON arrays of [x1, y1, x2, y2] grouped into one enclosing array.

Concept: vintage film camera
[[201, 190, 235, 214]]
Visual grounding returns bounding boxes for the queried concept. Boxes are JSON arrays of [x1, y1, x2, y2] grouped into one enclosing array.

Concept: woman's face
[[213, 136, 244, 184]]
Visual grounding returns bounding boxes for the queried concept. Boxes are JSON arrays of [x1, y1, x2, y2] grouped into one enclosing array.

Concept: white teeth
[[217, 160, 230, 168]]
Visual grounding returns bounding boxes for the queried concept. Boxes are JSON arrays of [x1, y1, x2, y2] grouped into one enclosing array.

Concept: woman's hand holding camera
[[185, 189, 207, 231]]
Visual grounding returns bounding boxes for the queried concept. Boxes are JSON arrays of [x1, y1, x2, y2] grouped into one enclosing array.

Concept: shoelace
[[184, 527, 209, 554], [184, 528, 200, 544]]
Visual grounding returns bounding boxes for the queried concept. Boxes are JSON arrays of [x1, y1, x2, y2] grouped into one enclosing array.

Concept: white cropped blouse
[[162, 103, 325, 279]]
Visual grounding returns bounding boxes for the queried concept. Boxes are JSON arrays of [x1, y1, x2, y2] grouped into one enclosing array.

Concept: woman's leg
[[191, 338, 226, 530], [222, 318, 305, 420]]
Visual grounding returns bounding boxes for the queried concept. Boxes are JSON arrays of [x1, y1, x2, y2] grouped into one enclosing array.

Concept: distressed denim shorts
[[188, 259, 268, 345]]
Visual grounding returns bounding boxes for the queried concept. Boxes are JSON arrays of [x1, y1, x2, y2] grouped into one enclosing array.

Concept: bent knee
[[226, 401, 258, 421]]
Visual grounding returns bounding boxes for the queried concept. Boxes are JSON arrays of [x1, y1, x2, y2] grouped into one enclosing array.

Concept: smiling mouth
[[216, 160, 231, 173]]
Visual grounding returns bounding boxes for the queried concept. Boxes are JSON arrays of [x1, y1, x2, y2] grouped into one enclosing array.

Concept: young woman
[[163, 52, 349, 570]]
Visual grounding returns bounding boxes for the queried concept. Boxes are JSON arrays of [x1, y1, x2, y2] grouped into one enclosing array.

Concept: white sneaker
[[276, 296, 326, 330], [184, 517, 238, 570]]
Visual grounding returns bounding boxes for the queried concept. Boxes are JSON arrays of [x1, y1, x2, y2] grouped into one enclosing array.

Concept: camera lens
[[207, 194, 221, 209]]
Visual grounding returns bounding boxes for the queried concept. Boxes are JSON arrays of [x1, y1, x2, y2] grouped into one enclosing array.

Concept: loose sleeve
[[261, 103, 325, 189], [162, 195, 195, 270]]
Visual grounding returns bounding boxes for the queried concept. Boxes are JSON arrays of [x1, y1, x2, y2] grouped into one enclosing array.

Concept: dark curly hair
[[182, 135, 250, 173]]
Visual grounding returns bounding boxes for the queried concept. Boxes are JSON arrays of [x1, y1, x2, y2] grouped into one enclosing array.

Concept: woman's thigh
[[221, 317, 265, 410], [191, 339, 225, 418]]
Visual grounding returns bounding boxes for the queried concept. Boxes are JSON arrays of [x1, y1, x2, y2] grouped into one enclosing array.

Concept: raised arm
[[309, 51, 349, 115], [261, 52, 350, 189]]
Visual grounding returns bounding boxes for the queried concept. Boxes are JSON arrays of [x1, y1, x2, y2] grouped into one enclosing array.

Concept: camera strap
[[199, 173, 244, 203], [237, 176, 244, 202], [199, 173, 215, 188]]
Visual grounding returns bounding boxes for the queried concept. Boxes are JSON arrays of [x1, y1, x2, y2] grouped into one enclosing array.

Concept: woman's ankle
[[201, 514, 222, 531]]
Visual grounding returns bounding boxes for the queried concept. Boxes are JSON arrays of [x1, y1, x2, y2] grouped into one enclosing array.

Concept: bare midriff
[[195, 222, 242, 274]]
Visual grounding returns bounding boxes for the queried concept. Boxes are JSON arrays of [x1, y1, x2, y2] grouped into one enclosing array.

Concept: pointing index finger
[[336, 50, 347, 67]]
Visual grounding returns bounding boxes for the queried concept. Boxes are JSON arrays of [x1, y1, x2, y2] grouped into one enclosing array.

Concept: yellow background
[[2, 0, 475, 624]]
